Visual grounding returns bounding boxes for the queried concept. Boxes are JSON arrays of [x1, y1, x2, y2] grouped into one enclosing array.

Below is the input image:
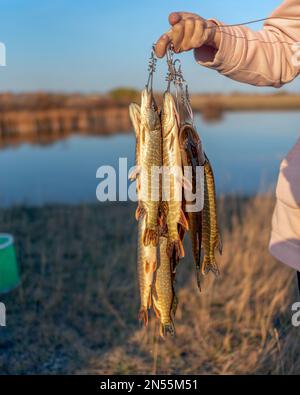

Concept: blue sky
[[0, 0, 299, 93]]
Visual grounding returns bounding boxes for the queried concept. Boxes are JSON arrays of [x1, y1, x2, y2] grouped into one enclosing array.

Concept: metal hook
[[165, 44, 176, 92], [146, 45, 157, 92]]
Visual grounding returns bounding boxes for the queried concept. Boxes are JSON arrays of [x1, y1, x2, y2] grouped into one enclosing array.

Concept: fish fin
[[169, 133, 175, 150], [143, 227, 159, 247], [152, 298, 161, 319], [202, 256, 220, 277], [128, 165, 141, 181], [172, 294, 178, 317], [178, 224, 186, 242], [160, 201, 169, 219], [201, 248, 207, 275], [196, 266, 202, 292], [151, 260, 157, 272], [135, 205, 145, 221], [129, 103, 141, 137], [167, 238, 185, 260], [138, 308, 148, 327], [158, 202, 168, 231], [178, 209, 189, 231], [145, 260, 151, 274], [218, 234, 223, 255], [196, 244, 202, 291], [147, 290, 152, 309]]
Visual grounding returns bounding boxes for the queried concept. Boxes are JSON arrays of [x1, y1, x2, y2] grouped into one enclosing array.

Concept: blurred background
[[0, 0, 300, 375]]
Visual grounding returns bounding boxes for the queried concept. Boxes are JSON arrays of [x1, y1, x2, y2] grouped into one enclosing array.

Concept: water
[[0, 112, 299, 206]]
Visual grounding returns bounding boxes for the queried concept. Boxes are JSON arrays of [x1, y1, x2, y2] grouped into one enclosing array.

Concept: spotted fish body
[[161, 92, 188, 260], [137, 215, 157, 326], [152, 236, 176, 337], [179, 124, 205, 289], [202, 156, 222, 275], [129, 99, 158, 326], [139, 88, 162, 247]]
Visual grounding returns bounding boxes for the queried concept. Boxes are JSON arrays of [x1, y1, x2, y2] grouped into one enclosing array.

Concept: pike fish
[[129, 93, 160, 325], [137, 215, 157, 326], [152, 236, 176, 337], [137, 88, 162, 247], [161, 92, 189, 261], [179, 124, 205, 290], [202, 155, 222, 275]]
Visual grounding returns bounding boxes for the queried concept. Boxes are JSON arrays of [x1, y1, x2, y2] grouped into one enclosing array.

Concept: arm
[[156, 0, 300, 88], [196, 0, 300, 87]]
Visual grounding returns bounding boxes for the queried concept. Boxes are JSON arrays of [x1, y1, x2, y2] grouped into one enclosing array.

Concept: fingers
[[172, 21, 185, 52], [191, 19, 207, 48], [169, 11, 200, 25], [155, 34, 171, 58], [155, 12, 207, 58], [181, 18, 195, 51], [169, 12, 181, 26]]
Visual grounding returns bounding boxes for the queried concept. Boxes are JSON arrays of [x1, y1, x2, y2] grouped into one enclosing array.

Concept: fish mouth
[[141, 88, 157, 111], [141, 88, 153, 109]]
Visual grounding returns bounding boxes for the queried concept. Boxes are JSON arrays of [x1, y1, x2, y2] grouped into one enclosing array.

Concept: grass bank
[[0, 196, 299, 374]]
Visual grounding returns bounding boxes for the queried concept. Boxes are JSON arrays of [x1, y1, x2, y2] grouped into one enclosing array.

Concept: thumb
[[169, 11, 200, 25]]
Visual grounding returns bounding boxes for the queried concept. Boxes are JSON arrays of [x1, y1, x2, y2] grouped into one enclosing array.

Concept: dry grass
[[0, 196, 299, 374]]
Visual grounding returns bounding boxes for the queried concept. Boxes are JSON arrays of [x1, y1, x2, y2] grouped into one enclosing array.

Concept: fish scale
[[202, 157, 222, 275], [137, 215, 157, 325], [161, 92, 187, 260], [152, 236, 175, 337]]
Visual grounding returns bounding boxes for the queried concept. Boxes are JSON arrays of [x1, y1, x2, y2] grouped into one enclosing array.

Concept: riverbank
[[0, 92, 300, 146], [0, 196, 299, 374]]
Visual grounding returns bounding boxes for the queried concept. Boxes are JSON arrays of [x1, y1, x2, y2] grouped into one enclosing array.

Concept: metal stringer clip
[[173, 58, 194, 124], [146, 45, 157, 93], [165, 44, 176, 92]]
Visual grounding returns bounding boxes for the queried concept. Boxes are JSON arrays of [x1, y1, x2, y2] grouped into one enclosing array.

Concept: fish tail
[[138, 308, 149, 327], [160, 321, 176, 338], [196, 266, 202, 292], [143, 227, 159, 246], [172, 294, 178, 317], [167, 238, 185, 260], [202, 256, 220, 277]]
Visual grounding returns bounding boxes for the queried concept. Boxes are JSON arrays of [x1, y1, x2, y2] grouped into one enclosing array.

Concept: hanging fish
[[136, 88, 162, 247], [201, 155, 222, 276], [152, 235, 177, 338], [179, 124, 205, 290], [161, 92, 189, 261], [137, 215, 157, 326]]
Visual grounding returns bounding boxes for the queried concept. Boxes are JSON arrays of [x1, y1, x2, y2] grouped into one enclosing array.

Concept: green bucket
[[0, 234, 20, 293]]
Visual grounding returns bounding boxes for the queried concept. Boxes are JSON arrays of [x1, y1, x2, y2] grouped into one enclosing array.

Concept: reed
[[0, 196, 298, 374]]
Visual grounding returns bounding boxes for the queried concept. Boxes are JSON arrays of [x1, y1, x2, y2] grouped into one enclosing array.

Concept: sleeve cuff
[[194, 19, 228, 70], [269, 230, 300, 271]]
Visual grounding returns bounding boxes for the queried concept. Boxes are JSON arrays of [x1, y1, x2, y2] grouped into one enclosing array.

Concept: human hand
[[155, 12, 220, 58]]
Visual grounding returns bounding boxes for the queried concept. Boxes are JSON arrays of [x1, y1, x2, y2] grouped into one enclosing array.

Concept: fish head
[[162, 92, 180, 137], [140, 88, 160, 130], [129, 103, 141, 138]]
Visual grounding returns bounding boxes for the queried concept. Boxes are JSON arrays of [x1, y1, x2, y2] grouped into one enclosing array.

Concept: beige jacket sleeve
[[195, 0, 300, 87], [195, 0, 300, 270]]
